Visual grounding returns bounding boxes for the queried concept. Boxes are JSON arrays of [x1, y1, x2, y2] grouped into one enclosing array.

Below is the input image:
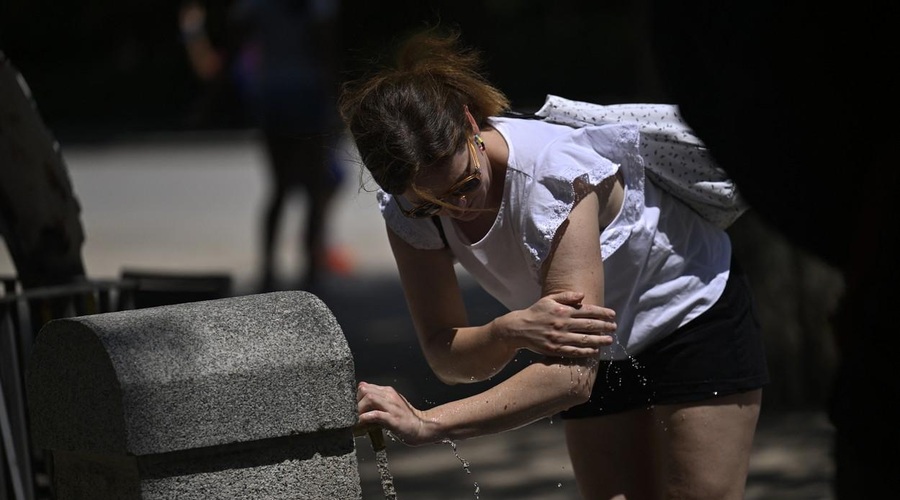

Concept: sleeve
[[520, 123, 645, 271], [376, 190, 446, 250]]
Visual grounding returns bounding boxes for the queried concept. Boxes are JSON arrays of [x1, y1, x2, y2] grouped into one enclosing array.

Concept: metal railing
[[0, 277, 138, 500]]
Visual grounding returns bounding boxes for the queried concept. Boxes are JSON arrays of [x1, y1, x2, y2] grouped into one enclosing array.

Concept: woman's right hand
[[356, 381, 435, 446], [492, 291, 616, 357]]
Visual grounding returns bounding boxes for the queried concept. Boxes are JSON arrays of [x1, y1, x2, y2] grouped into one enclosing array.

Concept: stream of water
[[374, 449, 397, 499], [368, 428, 398, 499]]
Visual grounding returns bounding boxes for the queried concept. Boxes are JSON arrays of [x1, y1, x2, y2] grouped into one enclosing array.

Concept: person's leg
[[564, 389, 761, 500], [653, 389, 762, 500], [260, 185, 285, 291], [565, 409, 663, 500], [260, 133, 292, 291], [294, 134, 336, 289]]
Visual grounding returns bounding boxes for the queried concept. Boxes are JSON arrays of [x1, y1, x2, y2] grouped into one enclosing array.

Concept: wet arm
[[363, 193, 604, 443], [388, 227, 518, 383]]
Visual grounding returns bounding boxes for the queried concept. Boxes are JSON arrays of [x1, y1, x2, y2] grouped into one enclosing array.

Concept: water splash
[[589, 340, 656, 411], [443, 439, 471, 473], [442, 439, 480, 499]]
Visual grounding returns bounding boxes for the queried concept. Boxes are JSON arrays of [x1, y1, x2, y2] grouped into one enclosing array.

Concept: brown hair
[[339, 28, 509, 196]]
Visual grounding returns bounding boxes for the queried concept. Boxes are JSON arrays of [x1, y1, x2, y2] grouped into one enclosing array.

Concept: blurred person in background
[[179, 0, 350, 292]]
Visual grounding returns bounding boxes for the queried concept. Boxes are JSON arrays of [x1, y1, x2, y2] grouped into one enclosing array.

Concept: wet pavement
[[0, 132, 836, 499]]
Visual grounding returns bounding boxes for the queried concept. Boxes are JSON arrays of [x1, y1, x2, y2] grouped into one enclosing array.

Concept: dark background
[[0, 2, 853, 497], [0, 0, 843, 411], [0, 1, 659, 142]]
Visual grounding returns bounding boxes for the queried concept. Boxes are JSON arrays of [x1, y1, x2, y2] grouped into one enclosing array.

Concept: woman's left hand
[[356, 381, 435, 447], [492, 291, 617, 358]]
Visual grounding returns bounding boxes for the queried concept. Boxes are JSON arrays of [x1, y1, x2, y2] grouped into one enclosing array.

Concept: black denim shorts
[[561, 258, 770, 419]]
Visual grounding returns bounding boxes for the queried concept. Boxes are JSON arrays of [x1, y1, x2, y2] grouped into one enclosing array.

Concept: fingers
[[357, 382, 393, 427], [555, 332, 615, 357], [356, 381, 429, 446], [572, 317, 618, 335], [546, 290, 585, 306], [549, 295, 618, 338], [542, 327, 615, 358], [557, 346, 601, 358], [546, 292, 617, 324], [571, 332, 614, 350], [570, 304, 616, 322], [357, 381, 386, 413], [356, 382, 410, 425]]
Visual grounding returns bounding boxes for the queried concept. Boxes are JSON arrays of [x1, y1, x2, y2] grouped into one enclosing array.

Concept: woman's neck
[[450, 128, 507, 243], [481, 128, 508, 169], [481, 128, 509, 210]]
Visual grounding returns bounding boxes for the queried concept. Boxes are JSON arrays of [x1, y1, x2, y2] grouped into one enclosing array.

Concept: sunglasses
[[396, 138, 482, 219]]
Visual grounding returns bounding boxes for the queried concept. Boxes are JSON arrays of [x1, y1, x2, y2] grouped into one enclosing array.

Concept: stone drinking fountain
[[25, 290, 389, 499]]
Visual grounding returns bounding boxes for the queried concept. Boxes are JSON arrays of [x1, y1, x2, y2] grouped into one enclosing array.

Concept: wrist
[[418, 410, 446, 445], [488, 316, 510, 351], [490, 313, 520, 354]]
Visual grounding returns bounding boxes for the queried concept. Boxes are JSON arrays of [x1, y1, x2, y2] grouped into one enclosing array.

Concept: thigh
[[565, 408, 663, 500], [653, 389, 762, 500], [564, 390, 762, 500]]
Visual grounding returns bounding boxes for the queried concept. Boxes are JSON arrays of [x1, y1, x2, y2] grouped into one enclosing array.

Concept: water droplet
[[386, 430, 400, 443], [444, 439, 475, 476]]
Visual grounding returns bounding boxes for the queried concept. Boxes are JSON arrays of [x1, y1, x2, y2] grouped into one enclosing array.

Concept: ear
[[464, 105, 480, 134]]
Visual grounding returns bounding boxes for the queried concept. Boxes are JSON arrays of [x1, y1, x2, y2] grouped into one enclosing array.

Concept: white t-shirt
[[378, 117, 731, 359]]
